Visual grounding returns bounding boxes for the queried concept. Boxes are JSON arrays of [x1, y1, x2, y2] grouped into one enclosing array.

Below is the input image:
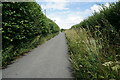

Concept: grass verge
[[65, 28, 120, 79]]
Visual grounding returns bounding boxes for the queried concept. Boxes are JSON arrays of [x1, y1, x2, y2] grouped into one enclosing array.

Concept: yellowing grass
[[65, 29, 99, 56]]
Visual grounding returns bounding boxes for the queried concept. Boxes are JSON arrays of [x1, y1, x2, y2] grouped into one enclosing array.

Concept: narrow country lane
[[2, 32, 73, 78]]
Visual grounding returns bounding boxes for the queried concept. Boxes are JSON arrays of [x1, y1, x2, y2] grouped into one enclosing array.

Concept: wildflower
[[112, 65, 120, 71], [102, 61, 113, 66]]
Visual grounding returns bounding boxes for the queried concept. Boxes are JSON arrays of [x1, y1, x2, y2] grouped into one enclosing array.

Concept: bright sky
[[36, 0, 117, 29]]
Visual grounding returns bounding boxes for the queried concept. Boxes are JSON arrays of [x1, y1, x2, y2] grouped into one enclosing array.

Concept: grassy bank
[[65, 28, 120, 79], [65, 2, 120, 79]]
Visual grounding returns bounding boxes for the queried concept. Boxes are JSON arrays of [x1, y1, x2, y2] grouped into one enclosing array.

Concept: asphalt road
[[2, 32, 73, 78]]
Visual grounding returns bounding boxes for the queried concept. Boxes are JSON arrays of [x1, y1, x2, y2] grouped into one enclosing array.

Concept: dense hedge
[[2, 2, 60, 67], [72, 2, 120, 45], [72, 2, 120, 30]]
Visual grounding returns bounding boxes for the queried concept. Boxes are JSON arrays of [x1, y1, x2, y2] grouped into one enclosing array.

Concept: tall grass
[[65, 28, 120, 79], [65, 2, 120, 79]]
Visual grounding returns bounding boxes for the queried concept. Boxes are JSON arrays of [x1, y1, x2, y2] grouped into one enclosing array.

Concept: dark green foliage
[[61, 28, 65, 32], [2, 2, 60, 68], [72, 2, 120, 31], [72, 2, 120, 51]]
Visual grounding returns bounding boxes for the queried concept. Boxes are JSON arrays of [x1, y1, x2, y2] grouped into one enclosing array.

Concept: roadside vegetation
[[2, 2, 60, 68], [65, 2, 120, 79]]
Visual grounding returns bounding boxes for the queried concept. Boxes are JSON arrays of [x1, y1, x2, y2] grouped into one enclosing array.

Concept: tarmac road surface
[[2, 32, 73, 78]]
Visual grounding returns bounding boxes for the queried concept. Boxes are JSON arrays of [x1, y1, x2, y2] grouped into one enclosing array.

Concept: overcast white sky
[[37, 0, 117, 29]]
